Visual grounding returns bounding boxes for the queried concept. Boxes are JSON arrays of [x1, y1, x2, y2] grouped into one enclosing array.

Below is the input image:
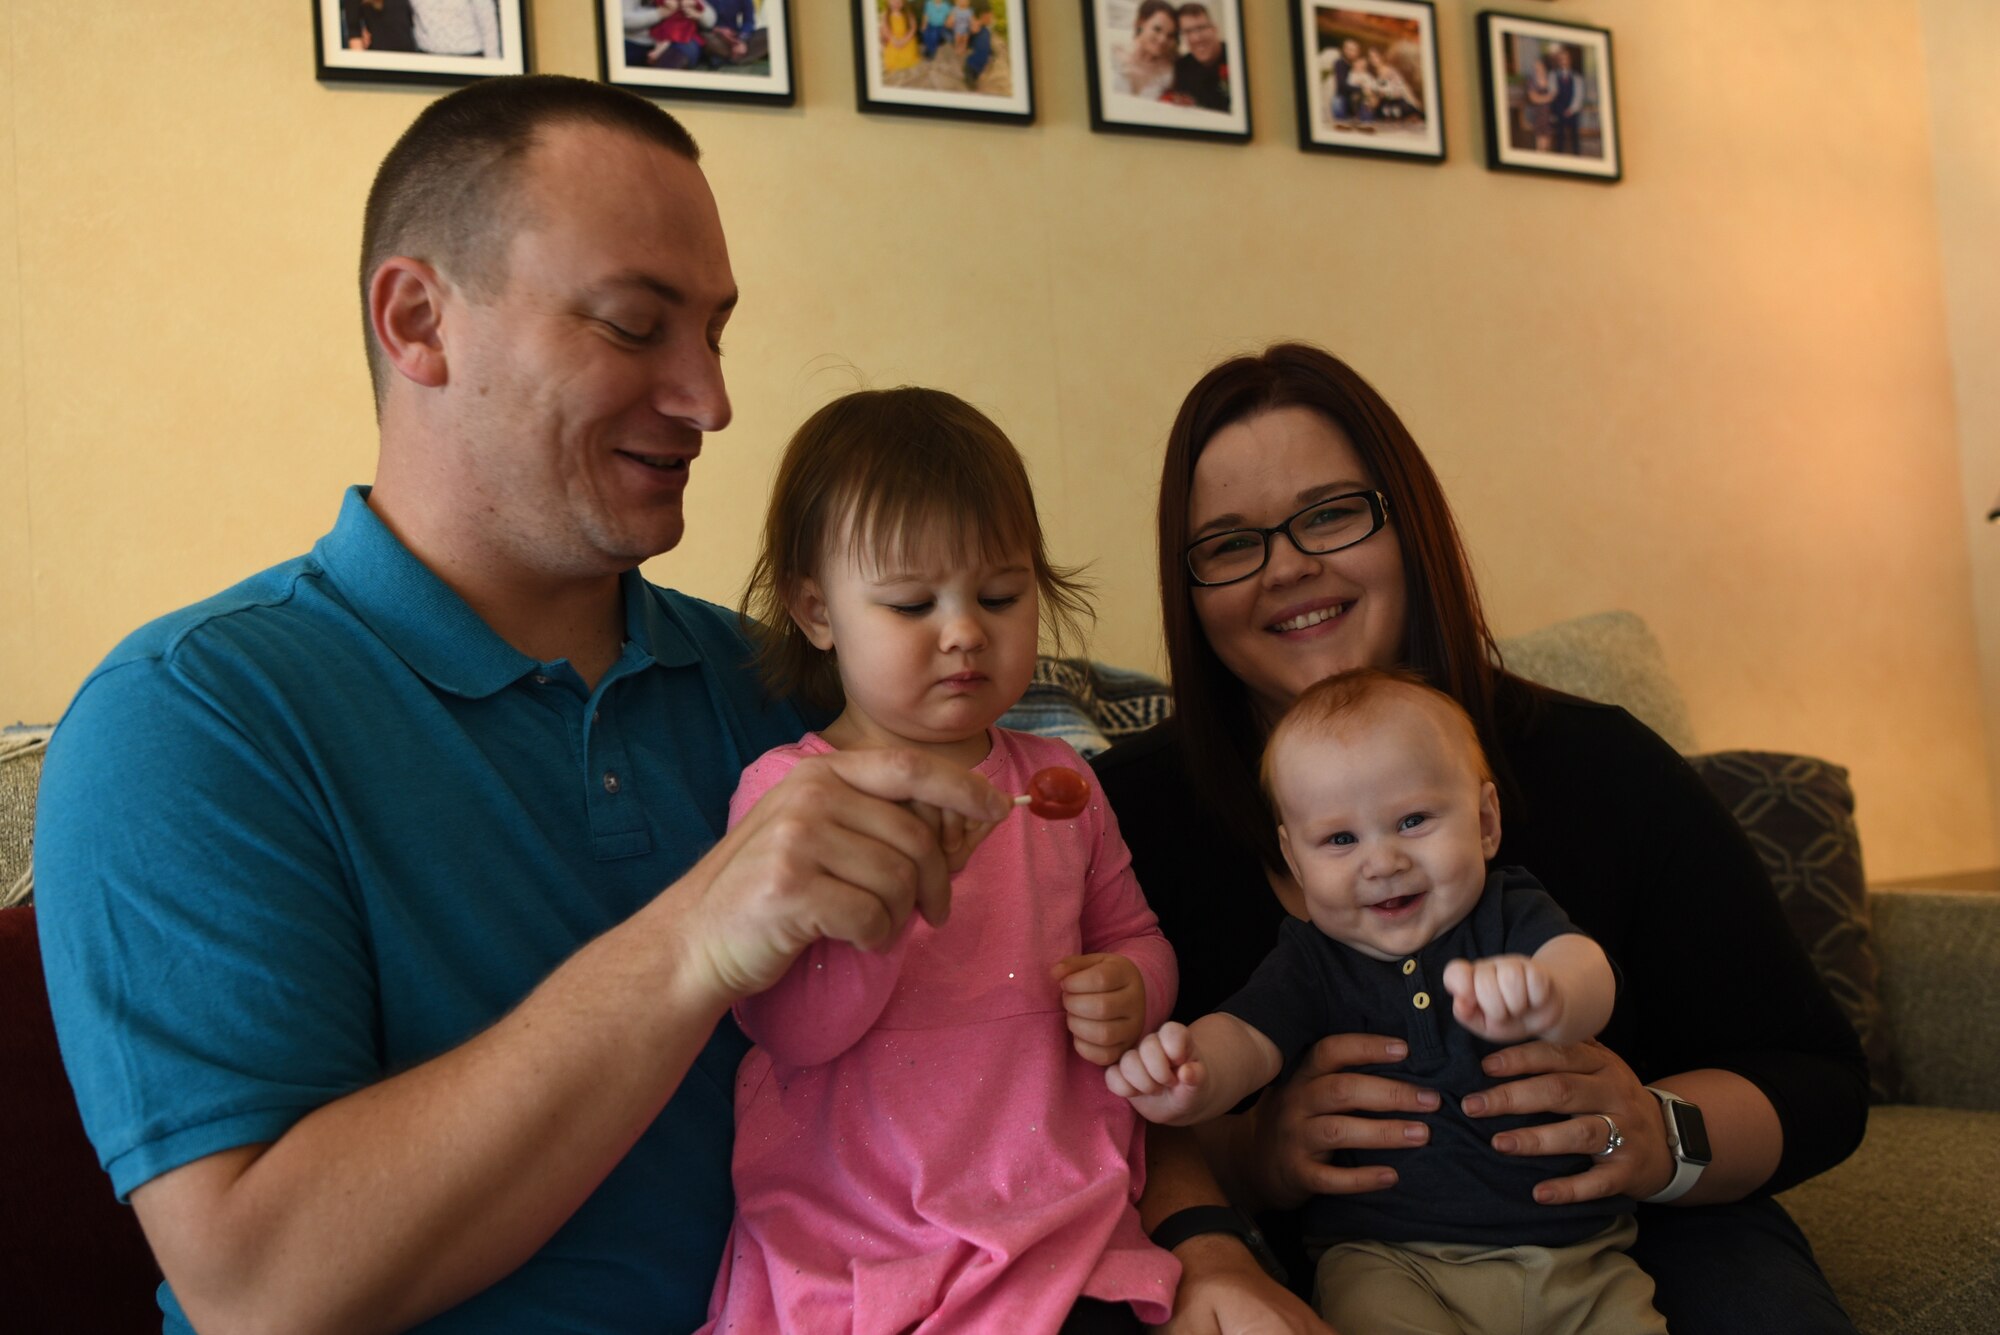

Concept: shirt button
[[1412, 991, 1431, 1010], [602, 771, 621, 794], [1402, 959, 1417, 976], [532, 674, 551, 686]]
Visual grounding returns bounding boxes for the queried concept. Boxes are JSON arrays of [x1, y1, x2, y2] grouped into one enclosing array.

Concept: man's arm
[[128, 748, 1006, 1335]]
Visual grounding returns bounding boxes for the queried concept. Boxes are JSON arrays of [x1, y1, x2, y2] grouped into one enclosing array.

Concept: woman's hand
[[1244, 1033, 1438, 1211], [1152, 1234, 1332, 1335], [1464, 1038, 1674, 1204]]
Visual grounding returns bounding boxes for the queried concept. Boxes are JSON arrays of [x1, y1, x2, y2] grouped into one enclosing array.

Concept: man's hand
[[1153, 1233, 1335, 1334], [1107, 1022, 1208, 1123], [905, 798, 996, 874], [1052, 952, 1147, 1064], [1441, 954, 1565, 1044], [685, 748, 1009, 1005]]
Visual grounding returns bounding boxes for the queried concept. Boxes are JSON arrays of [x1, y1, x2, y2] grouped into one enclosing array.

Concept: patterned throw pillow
[[1688, 750, 1901, 1102]]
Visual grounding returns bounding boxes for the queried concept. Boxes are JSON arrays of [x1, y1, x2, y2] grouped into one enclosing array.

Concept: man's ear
[[787, 578, 836, 651], [369, 257, 452, 391], [1478, 780, 1503, 860]]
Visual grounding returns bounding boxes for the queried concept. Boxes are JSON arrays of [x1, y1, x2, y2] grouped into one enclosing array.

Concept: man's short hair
[[1176, 3, 1214, 23], [358, 74, 701, 406]]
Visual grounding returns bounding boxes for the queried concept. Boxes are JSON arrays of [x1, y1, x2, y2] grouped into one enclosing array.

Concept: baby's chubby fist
[[1442, 954, 1564, 1043], [1105, 1022, 1208, 1124]]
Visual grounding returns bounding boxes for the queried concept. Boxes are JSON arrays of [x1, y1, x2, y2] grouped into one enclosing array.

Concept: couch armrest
[[1870, 887, 2000, 1110]]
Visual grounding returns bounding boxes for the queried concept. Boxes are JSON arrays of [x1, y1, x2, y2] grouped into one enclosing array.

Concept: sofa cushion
[[1688, 751, 1898, 1102], [0, 905, 163, 1329], [1777, 1105, 2000, 1335], [1497, 610, 1699, 753]]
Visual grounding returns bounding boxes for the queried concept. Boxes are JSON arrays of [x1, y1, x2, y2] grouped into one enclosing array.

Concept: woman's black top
[[1092, 678, 1867, 1195]]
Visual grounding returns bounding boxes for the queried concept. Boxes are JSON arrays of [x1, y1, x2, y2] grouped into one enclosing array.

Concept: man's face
[[1181, 9, 1221, 64], [430, 122, 736, 582], [1342, 39, 1360, 62]]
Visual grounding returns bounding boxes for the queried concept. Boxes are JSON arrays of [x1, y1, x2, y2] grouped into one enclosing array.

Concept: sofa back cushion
[[1688, 752, 1900, 1102]]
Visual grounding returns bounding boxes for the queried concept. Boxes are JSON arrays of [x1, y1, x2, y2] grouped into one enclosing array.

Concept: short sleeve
[[36, 658, 379, 1199], [1217, 924, 1329, 1068]]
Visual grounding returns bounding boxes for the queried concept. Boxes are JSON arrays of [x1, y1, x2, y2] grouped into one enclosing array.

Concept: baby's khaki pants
[[1313, 1215, 1670, 1335]]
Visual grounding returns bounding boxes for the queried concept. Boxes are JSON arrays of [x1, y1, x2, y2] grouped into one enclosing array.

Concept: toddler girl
[[701, 387, 1181, 1334]]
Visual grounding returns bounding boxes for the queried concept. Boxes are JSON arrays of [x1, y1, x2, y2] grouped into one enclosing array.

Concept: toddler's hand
[[1104, 1022, 1208, 1124], [1052, 952, 1146, 1064], [1442, 954, 1565, 1043]]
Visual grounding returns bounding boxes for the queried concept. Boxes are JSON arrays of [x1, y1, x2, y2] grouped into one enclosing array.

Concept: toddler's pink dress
[[701, 728, 1181, 1333]]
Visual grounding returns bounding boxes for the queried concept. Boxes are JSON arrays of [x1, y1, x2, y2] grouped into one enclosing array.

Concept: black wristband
[[1148, 1205, 1259, 1253]]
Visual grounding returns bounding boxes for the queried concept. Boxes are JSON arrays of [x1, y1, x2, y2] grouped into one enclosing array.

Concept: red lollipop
[[1017, 766, 1090, 820]]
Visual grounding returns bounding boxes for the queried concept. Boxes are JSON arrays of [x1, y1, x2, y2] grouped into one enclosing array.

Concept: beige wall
[[2, 1, 1992, 880], [1923, 0, 2000, 868]]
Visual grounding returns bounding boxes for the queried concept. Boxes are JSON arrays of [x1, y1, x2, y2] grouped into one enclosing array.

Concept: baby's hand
[[1105, 1022, 1208, 1124], [1052, 953, 1146, 1064], [1442, 954, 1565, 1043]]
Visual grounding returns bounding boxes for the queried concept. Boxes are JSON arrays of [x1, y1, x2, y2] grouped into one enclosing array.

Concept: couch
[[4, 612, 1996, 1332]]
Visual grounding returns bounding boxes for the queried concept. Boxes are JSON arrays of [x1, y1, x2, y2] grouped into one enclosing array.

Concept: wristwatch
[[1149, 1206, 1284, 1280], [1640, 1086, 1712, 1203]]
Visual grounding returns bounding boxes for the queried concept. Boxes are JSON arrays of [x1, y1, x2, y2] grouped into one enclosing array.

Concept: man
[[1167, 3, 1230, 112], [35, 75, 1006, 1335], [1324, 36, 1365, 124], [1551, 44, 1584, 154]]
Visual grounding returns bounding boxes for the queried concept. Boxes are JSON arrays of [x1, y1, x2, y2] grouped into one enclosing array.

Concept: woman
[[1098, 344, 1868, 1333], [1114, 0, 1179, 101], [1525, 51, 1557, 151]]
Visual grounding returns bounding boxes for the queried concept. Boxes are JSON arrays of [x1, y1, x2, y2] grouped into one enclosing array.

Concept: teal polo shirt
[[37, 486, 814, 1333]]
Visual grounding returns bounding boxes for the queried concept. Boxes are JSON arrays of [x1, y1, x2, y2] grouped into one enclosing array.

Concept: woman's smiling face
[[1135, 10, 1178, 59], [1187, 406, 1408, 726]]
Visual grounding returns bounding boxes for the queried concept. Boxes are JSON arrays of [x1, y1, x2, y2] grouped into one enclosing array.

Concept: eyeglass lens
[[1187, 494, 1380, 586]]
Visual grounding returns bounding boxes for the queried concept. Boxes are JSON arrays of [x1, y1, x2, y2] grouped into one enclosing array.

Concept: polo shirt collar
[[313, 486, 696, 696]]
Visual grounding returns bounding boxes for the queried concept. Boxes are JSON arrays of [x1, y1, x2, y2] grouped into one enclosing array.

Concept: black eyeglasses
[[1184, 490, 1391, 588]]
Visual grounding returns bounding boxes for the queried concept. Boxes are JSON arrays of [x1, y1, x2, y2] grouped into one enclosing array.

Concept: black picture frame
[[1081, 0, 1251, 143], [596, 0, 797, 107], [852, 0, 1036, 125], [1289, 0, 1443, 162], [1476, 10, 1621, 181], [313, 0, 532, 87]]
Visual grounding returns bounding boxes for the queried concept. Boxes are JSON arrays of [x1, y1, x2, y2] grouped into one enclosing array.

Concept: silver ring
[[1593, 1113, 1624, 1157]]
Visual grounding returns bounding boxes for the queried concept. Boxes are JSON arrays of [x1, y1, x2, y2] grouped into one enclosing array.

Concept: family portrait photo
[[1478, 11, 1621, 180], [854, 0, 1034, 122], [1084, 0, 1251, 142], [314, 0, 529, 84], [1292, 0, 1442, 160], [598, 0, 795, 106]]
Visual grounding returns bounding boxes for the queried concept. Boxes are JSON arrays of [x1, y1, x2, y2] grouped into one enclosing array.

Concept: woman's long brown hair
[[1156, 343, 1505, 869]]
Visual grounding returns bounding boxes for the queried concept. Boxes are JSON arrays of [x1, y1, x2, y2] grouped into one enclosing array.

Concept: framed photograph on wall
[[314, 0, 531, 86], [1082, 0, 1251, 143], [597, 0, 796, 106], [852, 0, 1035, 124], [1476, 11, 1620, 181], [1290, 0, 1442, 161]]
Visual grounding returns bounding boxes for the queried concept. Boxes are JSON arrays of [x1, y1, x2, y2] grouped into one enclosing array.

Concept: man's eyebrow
[[595, 272, 740, 315], [1191, 481, 1371, 537]]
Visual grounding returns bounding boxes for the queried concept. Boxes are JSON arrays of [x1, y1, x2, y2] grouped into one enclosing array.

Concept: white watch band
[[1640, 1086, 1706, 1204]]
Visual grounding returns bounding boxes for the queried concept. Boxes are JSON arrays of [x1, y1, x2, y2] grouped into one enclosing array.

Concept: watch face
[[1670, 1099, 1713, 1165]]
